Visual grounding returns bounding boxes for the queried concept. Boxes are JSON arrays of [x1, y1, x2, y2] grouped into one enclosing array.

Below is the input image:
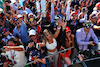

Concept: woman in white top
[[39, 22, 61, 67]]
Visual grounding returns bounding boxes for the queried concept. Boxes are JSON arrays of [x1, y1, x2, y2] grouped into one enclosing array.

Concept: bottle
[[98, 42, 100, 54]]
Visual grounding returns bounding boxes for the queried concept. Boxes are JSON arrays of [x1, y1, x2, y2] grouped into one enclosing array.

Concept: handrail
[[76, 56, 100, 64], [20, 46, 74, 67]]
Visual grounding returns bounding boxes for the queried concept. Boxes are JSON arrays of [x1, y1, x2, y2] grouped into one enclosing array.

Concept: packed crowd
[[0, 0, 100, 67]]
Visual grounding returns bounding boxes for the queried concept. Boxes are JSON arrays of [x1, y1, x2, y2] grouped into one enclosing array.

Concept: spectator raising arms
[[39, 20, 61, 67]]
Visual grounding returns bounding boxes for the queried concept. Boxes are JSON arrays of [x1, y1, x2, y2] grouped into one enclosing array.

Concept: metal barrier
[[20, 46, 74, 67]]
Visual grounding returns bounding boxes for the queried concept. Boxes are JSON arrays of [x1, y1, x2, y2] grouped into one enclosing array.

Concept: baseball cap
[[89, 13, 97, 19], [29, 29, 36, 36], [0, 27, 9, 34], [17, 14, 22, 18], [66, 26, 71, 33], [54, 8, 58, 11], [54, 15, 60, 20], [28, 13, 36, 18], [96, 2, 100, 9], [83, 20, 93, 28], [71, 11, 77, 16]]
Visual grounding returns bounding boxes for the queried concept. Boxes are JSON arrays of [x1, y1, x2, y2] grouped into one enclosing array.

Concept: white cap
[[54, 15, 60, 20], [17, 14, 22, 18], [28, 13, 36, 18], [79, 18, 85, 23], [0, 8, 3, 14], [29, 29, 36, 36]]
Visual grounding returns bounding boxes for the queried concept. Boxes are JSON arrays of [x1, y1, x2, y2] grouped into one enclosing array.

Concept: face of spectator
[[5, 2, 9, 6], [82, 7, 88, 13], [31, 20, 37, 26], [91, 18, 97, 23], [0, 20, 3, 26], [3, 31, 9, 36], [78, 13, 84, 19], [97, 13, 100, 18], [30, 35, 37, 40], [45, 31, 52, 40], [81, 1, 85, 7], [18, 17, 23, 22], [56, 18, 61, 23], [7, 41, 17, 46], [84, 27, 91, 32], [54, 10, 59, 15], [71, 14, 77, 21], [16, 22, 21, 28], [97, 5, 100, 10], [66, 31, 71, 37]]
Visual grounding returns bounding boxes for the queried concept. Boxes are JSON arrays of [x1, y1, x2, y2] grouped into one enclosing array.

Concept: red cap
[[54, 8, 58, 11], [66, 26, 71, 33], [96, 2, 100, 9]]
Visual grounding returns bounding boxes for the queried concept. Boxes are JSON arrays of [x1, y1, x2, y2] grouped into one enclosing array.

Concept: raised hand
[[51, 0, 54, 3], [62, 21, 67, 30], [89, 41, 94, 46], [28, 42, 34, 48], [2, 3, 6, 8]]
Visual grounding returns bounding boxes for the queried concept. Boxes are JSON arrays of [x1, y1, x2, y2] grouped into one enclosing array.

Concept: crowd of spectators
[[0, 0, 100, 67]]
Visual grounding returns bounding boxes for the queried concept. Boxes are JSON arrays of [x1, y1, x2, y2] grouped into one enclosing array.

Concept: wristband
[[57, 27, 61, 29]]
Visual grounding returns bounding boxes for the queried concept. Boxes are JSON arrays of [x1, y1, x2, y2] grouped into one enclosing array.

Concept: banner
[[19, 0, 23, 7], [41, 0, 46, 13]]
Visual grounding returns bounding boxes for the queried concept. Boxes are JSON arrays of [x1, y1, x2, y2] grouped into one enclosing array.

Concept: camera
[[28, 39, 33, 43]]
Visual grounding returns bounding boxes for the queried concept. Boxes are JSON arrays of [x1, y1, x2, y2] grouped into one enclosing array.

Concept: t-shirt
[[2, 33, 14, 44], [13, 21, 28, 43], [6, 45, 27, 67]]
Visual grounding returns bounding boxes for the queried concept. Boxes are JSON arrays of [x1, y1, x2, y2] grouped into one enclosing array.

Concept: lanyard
[[17, 29, 22, 37], [10, 50, 15, 59]]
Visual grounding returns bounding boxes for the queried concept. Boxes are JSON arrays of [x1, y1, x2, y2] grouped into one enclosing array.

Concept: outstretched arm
[[51, 0, 55, 23], [53, 21, 61, 39], [4, 46, 24, 51]]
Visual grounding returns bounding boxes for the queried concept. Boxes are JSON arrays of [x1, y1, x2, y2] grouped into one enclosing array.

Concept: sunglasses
[[30, 15, 34, 17], [46, 33, 51, 36], [72, 15, 77, 17], [66, 31, 71, 33], [18, 17, 22, 19], [15, 22, 20, 25], [30, 35, 35, 37]]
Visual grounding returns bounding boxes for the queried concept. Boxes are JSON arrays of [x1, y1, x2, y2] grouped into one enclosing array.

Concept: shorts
[[60, 50, 71, 58], [60, 46, 71, 58]]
